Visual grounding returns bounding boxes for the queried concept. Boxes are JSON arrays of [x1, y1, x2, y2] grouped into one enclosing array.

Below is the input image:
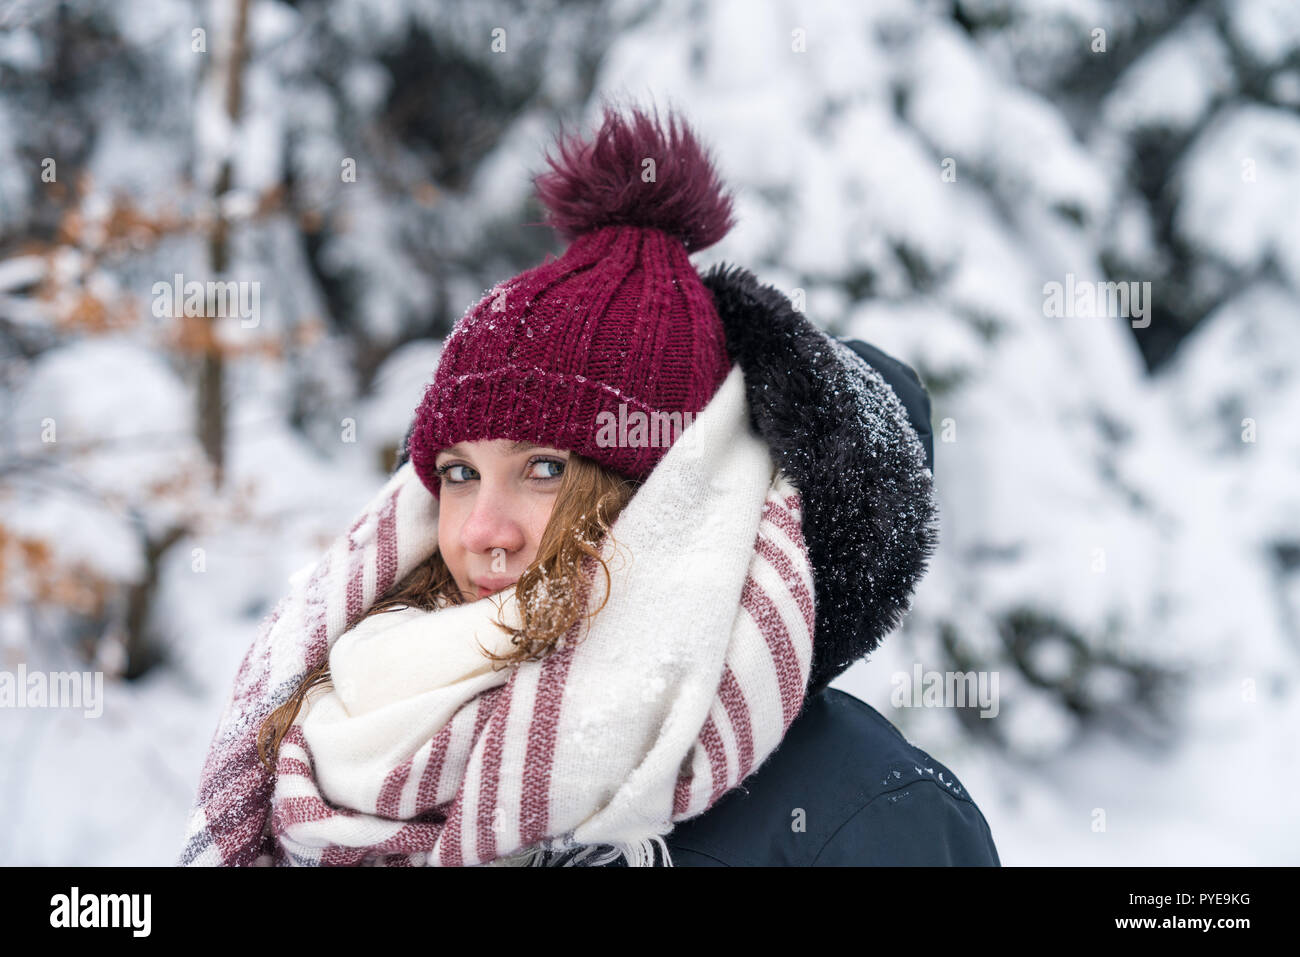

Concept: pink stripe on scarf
[[756, 536, 815, 631], [275, 795, 339, 826], [700, 715, 729, 804], [766, 495, 804, 541], [717, 666, 754, 779], [304, 619, 328, 679], [434, 686, 505, 867], [519, 639, 577, 845], [321, 845, 364, 865], [377, 762, 410, 819], [474, 675, 517, 861], [376, 492, 399, 596], [279, 757, 312, 778], [345, 558, 365, 628], [414, 721, 458, 814], [741, 575, 804, 731]]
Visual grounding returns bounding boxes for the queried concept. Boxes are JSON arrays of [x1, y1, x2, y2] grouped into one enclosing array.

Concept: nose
[[457, 482, 527, 557]]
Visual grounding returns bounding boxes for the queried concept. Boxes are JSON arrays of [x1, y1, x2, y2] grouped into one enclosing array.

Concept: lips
[[474, 577, 516, 599]]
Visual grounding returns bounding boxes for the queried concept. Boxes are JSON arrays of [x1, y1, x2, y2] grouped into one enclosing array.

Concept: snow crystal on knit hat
[[408, 96, 737, 500]]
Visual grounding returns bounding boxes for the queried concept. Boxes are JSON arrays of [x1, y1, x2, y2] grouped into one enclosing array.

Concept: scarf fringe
[[509, 833, 673, 867]]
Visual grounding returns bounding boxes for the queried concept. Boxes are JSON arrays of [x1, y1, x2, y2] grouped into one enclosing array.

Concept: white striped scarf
[[179, 365, 815, 866]]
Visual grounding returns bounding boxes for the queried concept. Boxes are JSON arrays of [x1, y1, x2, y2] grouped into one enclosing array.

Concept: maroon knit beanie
[[408, 98, 738, 500]]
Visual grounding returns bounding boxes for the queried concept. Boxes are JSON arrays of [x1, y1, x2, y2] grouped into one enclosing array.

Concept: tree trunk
[[197, 0, 252, 489]]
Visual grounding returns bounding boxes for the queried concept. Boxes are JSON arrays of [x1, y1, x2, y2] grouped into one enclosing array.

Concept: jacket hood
[[699, 262, 938, 697], [395, 262, 939, 699]]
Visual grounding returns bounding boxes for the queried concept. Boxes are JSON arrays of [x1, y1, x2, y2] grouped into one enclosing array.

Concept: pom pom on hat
[[533, 95, 737, 254]]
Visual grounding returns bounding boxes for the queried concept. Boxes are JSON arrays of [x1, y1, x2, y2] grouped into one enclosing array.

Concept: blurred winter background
[[2, 0, 1297, 866]]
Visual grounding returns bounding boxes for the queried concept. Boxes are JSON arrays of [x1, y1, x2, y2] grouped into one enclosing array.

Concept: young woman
[[180, 97, 999, 867]]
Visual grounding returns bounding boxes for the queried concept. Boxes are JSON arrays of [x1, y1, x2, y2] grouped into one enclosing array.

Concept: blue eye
[[436, 463, 477, 484], [529, 457, 565, 481]]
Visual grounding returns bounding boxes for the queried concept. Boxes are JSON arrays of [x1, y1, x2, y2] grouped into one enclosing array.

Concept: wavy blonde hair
[[256, 452, 641, 772]]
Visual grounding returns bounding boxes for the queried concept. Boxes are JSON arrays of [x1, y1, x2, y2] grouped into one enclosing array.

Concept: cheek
[[527, 499, 558, 546], [436, 505, 463, 573]]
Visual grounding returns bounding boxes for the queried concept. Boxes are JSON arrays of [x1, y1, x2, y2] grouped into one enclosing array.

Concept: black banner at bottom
[[8, 864, 1283, 942]]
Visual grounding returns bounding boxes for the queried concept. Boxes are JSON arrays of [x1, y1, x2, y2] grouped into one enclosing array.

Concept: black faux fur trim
[[699, 262, 940, 698]]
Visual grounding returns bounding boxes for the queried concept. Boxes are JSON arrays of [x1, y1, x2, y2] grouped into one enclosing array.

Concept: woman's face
[[433, 439, 570, 602]]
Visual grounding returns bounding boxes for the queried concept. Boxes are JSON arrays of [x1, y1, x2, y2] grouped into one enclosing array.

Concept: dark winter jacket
[[395, 262, 999, 866], [660, 685, 999, 865]]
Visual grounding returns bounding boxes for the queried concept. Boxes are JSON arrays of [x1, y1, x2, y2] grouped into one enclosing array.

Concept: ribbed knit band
[[410, 364, 727, 497]]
